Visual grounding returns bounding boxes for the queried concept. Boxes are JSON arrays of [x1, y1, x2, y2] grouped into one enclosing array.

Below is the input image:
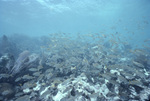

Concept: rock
[[0, 35, 19, 58], [52, 73, 109, 101], [0, 35, 11, 54], [10, 51, 40, 75], [10, 50, 30, 75], [26, 53, 39, 67], [23, 88, 31, 93], [0, 83, 15, 99], [0, 53, 15, 73]]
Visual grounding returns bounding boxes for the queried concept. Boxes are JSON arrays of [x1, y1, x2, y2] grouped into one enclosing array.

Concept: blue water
[[0, 0, 150, 47], [0, 1, 150, 100]]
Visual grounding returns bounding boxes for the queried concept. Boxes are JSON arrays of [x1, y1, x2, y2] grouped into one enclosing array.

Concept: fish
[[22, 75, 34, 80], [135, 70, 146, 79], [71, 66, 76, 70], [33, 72, 41, 77], [133, 61, 145, 68], [15, 77, 22, 82], [117, 75, 128, 83], [129, 80, 143, 86], [29, 68, 38, 72]]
